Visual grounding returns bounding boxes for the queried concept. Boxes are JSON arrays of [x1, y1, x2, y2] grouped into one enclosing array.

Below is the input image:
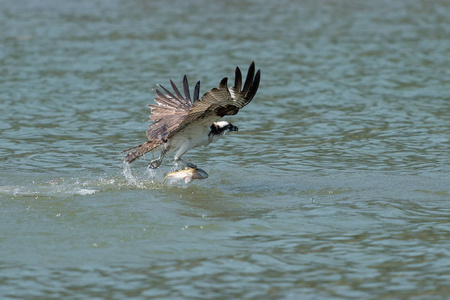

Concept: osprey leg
[[149, 148, 167, 169], [173, 141, 198, 169]]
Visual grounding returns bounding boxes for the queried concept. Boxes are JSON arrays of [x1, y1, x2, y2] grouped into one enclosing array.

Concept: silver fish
[[163, 167, 208, 183]]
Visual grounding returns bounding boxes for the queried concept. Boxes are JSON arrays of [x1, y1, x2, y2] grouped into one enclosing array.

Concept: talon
[[186, 162, 198, 169], [149, 159, 162, 169], [148, 149, 167, 169]]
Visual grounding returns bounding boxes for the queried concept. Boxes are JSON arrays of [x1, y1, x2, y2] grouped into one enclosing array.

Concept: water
[[1, 0, 449, 298]]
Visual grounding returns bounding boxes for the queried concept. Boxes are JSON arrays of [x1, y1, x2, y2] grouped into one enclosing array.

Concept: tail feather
[[123, 141, 160, 163]]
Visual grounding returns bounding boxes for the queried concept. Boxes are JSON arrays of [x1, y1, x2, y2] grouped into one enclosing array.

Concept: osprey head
[[209, 121, 238, 137]]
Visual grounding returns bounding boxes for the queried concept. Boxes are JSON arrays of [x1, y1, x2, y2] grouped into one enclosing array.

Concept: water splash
[[0, 162, 206, 198], [122, 161, 138, 185], [121, 160, 202, 188], [0, 165, 165, 198], [0, 177, 98, 198], [121, 160, 164, 188]]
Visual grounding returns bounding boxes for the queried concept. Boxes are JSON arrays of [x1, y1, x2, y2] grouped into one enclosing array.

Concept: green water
[[1, 0, 449, 299]]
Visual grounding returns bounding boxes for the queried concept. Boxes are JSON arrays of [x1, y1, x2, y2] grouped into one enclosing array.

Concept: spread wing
[[166, 61, 260, 140], [124, 62, 260, 163], [124, 76, 199, 163], [146, 75, 200, 141]]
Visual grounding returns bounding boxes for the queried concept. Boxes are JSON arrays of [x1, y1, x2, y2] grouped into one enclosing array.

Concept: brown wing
[[124, 62, 260, 163], [124, 76, 200, 163], [166, 61, 260, 139], [146, 75, 201, 141]]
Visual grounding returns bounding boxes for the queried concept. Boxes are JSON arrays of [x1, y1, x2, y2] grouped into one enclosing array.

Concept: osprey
[[124, 62, 260, 176]]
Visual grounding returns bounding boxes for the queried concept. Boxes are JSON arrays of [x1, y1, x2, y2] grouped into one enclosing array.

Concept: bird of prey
[[123, 62, 260, 177]]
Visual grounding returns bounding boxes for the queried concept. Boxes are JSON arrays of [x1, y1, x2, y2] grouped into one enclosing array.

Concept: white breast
[[167, 117, 218, 157]]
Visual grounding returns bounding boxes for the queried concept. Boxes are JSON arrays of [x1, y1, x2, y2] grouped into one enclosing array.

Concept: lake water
[[1, 0, 449, 299]]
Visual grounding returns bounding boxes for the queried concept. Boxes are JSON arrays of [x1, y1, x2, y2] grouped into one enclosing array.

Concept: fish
[[163, 167, 209, 184]]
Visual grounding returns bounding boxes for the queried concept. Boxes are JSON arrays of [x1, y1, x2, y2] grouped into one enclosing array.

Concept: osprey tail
[[123, 141, 160, 163]]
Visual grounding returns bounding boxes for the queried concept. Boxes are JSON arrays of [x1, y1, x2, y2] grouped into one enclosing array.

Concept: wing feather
[[193, 81, 200, 102], [154, 91, 179, 108], [147, 115, 185, 141], [234, 66, 242, 91], [145, 78, 194, 140], [124, 62, 260, 163], [170, 79, 184, 100], [158, 84, 179, 103], [242, 61, 255, 94], [245, 68, 261, 101], [183, 76, 191, 103], [167, 61, 260, 139]]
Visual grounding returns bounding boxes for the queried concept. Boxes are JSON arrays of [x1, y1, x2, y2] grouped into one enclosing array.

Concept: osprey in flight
[[124, 62, 260, 177]]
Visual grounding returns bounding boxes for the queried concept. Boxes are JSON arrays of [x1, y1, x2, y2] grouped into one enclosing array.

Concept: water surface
[[1, 0, 449, 299]]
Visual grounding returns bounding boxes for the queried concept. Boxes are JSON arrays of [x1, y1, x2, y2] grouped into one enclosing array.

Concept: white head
[[208, 121, 238, 138]]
